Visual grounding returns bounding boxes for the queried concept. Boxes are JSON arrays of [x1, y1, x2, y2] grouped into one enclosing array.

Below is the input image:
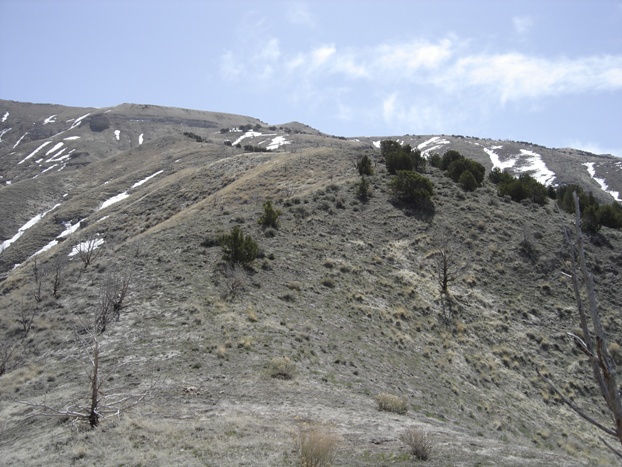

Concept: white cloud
[[311, 45, 336, 67], [220, 51, 244, 80], [375, 38, 454, 74], [512, 16, 533, 36], [287, 2, 315, 28]]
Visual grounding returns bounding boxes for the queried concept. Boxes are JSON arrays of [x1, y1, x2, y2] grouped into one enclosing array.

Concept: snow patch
[[18, 140, 53, 164], [63, 136, 81, 141], [100, 192, 129, 210], [69, 238, 104, 257], [45, 142, 64, 156], [372, 140, 381, 149], [46, 148, 69, 163], [232, 130, 263, 146], [485, 146, 556, 185], [13, 132, 28, 149], [114, 130, 121, 141], [266, 136, 291, 151], [584, 162, 621, 201], [2, 111, 8, 122], [43, 115, 57, 124], [69, 112, 90, 130], [418, 136, 450, 157], [0, 127, 11, 141], [1, 204, 61, 253], [30, 219, 84, 258], [131, 170, 164, 189], [139, 133, 144, 145]]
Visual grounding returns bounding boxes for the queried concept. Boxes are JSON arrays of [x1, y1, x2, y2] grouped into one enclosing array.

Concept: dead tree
[[51, 254, 67, 298], [540, 191, 622, 459], [75, 235, 103, 271], [16, 296, 37, 336], [220, 263, 248, 300], [96, 266, 132, 334], [17, 328, 149, 429], [432, 231, 460, 324], [32, 256, 45, 303]]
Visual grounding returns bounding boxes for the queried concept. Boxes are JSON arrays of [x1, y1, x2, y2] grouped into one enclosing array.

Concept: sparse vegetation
[[401, 426, 433, 461], [376, 393, 408, 414], [269, 356, 295, 379]]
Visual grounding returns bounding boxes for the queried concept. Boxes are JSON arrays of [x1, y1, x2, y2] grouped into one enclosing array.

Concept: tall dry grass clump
[[375, 392, 408, 414], [401, 426, 433, 460], [297, 427, 339, 467]]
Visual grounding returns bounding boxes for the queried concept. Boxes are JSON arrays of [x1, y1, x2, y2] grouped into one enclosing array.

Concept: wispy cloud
[[287, 2, 315, 28], [512, 16, 534, 36], [219, 34, 622, 133]]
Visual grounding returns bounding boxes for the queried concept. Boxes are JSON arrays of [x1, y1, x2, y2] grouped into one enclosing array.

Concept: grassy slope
[[1, 107, 621, 465], [0, 100, 622, 465]]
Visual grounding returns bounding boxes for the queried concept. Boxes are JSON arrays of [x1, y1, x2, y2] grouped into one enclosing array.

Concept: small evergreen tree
[[357, 155, 374, 176], [389, 170, 434, 211], [258, 200, 282, 229], [219, 226, 259, 265], [355, 176, 372, 201], [458, 170, 478, 192]]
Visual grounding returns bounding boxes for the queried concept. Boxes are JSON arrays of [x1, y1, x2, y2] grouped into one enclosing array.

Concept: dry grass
[[376, 392, 408, 414], [401, 426, 433, 460], [297, 427, 339, 467], [270, 356, 296, 379]]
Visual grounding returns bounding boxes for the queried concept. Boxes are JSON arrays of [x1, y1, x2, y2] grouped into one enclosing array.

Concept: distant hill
[[1, 99, 621, 466]]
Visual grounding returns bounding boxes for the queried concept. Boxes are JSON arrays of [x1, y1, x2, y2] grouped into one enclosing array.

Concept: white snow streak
[[46, 148, 69, 163], [2, 111, 8, 122], [232, 130, 263, 146], [100, 192, 129, 210], [1, 204, 61, 253], [63, 136, 81, 141], [13, 132, 28, 149], [18, 140, 53, 164], [114, 130, 121, 141], [485, 146, 556, 185], [131, 170, 163, 189], [0, 127, 11, 142], [69, 238, 104, 257], [43, 115, 57, 124], [583, 162, 621, 201], [139, 133, 144, 145], [45, 142, 64, 156], [69, 112, 90, 130], [266, 136, 291, 150]]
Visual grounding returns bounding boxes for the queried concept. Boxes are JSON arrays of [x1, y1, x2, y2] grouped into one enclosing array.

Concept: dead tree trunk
[[541, 191, 622, 459]]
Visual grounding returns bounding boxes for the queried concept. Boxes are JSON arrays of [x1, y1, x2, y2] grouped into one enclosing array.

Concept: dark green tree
[[357, 154, 374, 176], [355, 175, 372, 201], [258, 200, 282, 229], [219, 226, 259, 265], [389, 170, 434, 211], [458, 170, 478, 192]]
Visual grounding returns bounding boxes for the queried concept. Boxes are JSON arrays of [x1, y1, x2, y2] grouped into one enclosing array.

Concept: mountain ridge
[[1, 99, 622, 465]]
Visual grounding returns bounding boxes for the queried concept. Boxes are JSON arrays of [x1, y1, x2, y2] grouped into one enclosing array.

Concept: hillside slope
[[1, 100, 622, 466]]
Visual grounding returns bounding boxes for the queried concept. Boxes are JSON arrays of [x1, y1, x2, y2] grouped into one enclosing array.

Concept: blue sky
[[1, 0, 621, 156]]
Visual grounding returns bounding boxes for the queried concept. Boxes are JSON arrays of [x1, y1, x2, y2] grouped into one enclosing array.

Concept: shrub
[[493, 172, 548, 205], [555, 184, 622, 231], [429, 153, 442, 168], [458, 170, 478, 192], [381, 140, 424, 174], [89, 115, 110, 132], [219, 226, 258, 265], [440, 149, 463, 171], [401, 427, 433, 461], [270, 356, 295, 379], [389, 170, 434, 212], [355, 176, 372, 201], [297, 427, 339, 467], [258, 200, 282, 229], [357, 154, 374, 176], [376, 392, 408, 414]]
